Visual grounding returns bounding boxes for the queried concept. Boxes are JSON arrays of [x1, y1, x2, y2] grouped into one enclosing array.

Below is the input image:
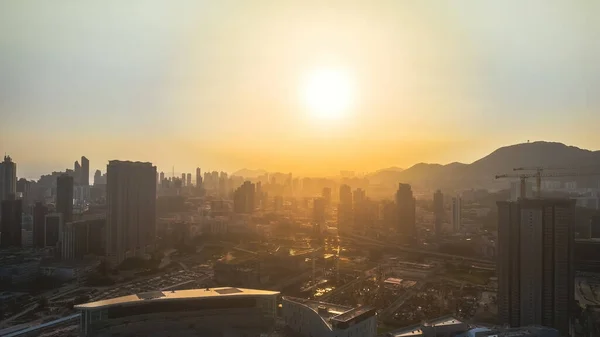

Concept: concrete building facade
[[496, 198, 574, 335], [106, 161, 157, 266]]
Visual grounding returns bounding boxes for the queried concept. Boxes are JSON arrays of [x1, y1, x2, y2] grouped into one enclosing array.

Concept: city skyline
[[2, 1, 600, 178]]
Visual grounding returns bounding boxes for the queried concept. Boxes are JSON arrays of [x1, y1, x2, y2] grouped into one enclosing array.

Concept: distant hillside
[[374, 142, 600, 189], [232, 168, 267, 178]]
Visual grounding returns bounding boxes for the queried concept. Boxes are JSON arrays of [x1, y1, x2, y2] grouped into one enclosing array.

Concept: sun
[[302, 68, 355, 120]]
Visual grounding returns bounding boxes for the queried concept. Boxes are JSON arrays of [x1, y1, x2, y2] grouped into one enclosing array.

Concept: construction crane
[[495, 170, 600, 198], [512, 166, 571, 197]]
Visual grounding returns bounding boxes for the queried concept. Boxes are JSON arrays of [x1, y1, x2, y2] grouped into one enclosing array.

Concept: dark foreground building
[[496, 198, 574, 335]]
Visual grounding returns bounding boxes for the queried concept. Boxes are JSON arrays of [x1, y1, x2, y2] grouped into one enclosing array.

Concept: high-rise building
[[233, 181, 255, 214], [16, 178, 30, 203], [313, 197, 326, 224], [353, 188, 370, 232], [74, 160, 81, 185], [353, 188, 366, 205], [33, 202, 48, 248], [0, 197, 22, 248], [451, 197, 462, 232], [81, 156, 89, 186], [382, 200, 397, 229], [106, 161, 157, 266], [195, 168, 201, 187], [186, 173, 192, 187], [496, 198, 574, 335], [57, 174, 74, 223], [181, 173, 186, 187], [45, 213, 62, 247], [396, 183, 416, 238], [0, 155, 17, 201], [338, 184, 353, 232], [433, 190, 444, 236], [219, 172, 228, 196], [322, 187, 332, 207], [274, 195, 284, 212], [93, 169, 107, 186]]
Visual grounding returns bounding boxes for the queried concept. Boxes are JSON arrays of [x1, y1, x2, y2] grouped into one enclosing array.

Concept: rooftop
[[75, 287, 279, 310], [283, 296, 374, 330], [387, 316, 469, 337]]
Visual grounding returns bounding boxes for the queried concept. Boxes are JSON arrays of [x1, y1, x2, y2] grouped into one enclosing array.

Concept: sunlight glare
[[302, 68, 355, 120]]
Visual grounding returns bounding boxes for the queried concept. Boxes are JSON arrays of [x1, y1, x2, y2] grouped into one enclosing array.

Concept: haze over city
[[2, 1, 600, 179], [2, 2, 600, 337]]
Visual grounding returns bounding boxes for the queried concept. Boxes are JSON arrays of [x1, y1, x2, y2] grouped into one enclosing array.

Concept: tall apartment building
[[451, 197, 462, 232], [0, 155, 17, 201], [233, 181, 255, 214], [33, 202, 48, 248], [496, 198, 574, 336], [0, 197, 22, 248], [106, 161, 157, 266], [196, 168, 202, 188], [56, 174, 74, 223], [81, 156, 90, 186], [396, 183, 416, 238]]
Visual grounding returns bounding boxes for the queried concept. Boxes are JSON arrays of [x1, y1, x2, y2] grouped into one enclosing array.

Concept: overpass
[[341, 234, 495, 266]]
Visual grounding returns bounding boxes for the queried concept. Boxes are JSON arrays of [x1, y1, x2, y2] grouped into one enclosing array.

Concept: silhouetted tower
[[0, 155, 17, 201], [81, 156, 89, 186], [57, 174, 74, 223], [396, 183, 416, 238]]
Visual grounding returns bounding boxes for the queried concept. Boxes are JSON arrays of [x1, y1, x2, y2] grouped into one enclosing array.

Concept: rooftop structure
[[76, 287, 278, 309], [282, 296, 376, 337], [76, 287, 279, 337]]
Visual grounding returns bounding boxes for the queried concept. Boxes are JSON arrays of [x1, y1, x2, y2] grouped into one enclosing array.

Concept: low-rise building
[[282, 296, 377, 337], [75, 287, 279, 337]]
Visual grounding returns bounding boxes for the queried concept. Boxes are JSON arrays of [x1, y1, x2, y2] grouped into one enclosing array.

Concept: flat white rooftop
[[75, 287, 279, 310]]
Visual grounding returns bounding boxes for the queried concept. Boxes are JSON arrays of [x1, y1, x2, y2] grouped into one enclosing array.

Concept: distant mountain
[[377, 141, 600, 189], [367, 167, 404, 185], [232, 168, 268, 178]]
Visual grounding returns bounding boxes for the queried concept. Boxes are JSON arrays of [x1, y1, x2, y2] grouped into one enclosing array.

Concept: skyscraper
[[186, 173, 192, 187], [195, 168, 201, 187], [322, 187, 332, 208], [106, 161, 157, 266], [16, 178, 30, 205], [433, 190, 444, 236], [396, 183, 416, 238], [219, 172, 228, 196], [181, 173, 186, 187], [338, 184, 353, 232], [45, 213, 62, 247], [313, 197, 326, 224], [93, 169, 106, 186], [0, 197, 22, 248], [0, 155, 17, 201], [159, 171, 165, 185], [496, 198, 574, 335], [57, 174, 74, 223], [33, 201, 48, 248], [74, 160, 81, 185], [451, 197, 462, 232], [233, 181, 255, 214], [81, 156, 90, 186]]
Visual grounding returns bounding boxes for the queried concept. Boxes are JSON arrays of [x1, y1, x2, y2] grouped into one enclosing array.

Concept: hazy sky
[[1, 1, 599, 179]]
